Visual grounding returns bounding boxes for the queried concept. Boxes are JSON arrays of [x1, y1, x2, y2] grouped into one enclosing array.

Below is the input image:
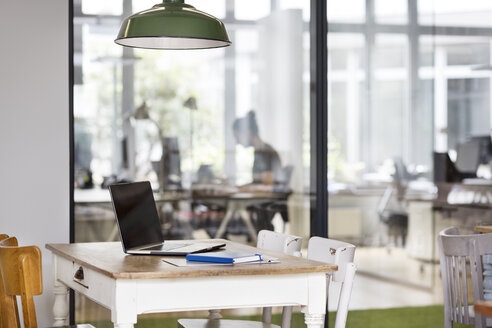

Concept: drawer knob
[[74, 267, 84, 280]]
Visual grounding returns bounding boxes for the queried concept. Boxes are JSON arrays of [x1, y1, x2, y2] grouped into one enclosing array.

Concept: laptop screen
[[109, 181, 163, 250]]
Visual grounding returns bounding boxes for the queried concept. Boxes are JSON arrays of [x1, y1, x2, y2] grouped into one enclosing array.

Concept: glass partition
[[327, 0, 492, 319], [73, 0, 312, 322]]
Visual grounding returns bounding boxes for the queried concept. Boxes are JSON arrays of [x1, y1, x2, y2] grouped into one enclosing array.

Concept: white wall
[[0, 0, 69, 326]]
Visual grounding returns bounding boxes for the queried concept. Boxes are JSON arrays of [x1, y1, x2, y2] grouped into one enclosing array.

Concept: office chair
[[378, 157, 410, 247], [252, 165, 294, 233]]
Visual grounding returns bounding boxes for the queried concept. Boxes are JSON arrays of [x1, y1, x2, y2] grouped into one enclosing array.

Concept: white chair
[[307, 237, 356, 328], [178, 235, 357, 328], [178, 230, 303, 328], [438, 227, 492, 328]]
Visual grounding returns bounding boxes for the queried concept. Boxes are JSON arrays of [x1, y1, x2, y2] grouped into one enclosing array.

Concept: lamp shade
[[115, 0, 231, 50]]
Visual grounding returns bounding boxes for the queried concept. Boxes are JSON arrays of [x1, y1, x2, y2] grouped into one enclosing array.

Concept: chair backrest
[[308, 237, 355, 282], [308, 237, 356, 328], [0, 237, 43, 328], [257, 230, 302, 256], [256, 230, 303, 328], [438, 227, 487, 328], [0, 235, 21, 328]]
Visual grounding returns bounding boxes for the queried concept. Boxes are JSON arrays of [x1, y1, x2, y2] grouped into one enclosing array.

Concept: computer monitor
[[153, 136, 182, 190], [470, 135, 492, 164], [455, 140, 481, 174], [433, 152, 476, 183]]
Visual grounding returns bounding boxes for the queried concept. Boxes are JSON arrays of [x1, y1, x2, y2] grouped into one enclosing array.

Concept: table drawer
[[55, 256, 115, 307]]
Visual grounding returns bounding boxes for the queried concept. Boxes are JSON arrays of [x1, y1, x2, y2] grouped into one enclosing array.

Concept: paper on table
[[162, 256, 279, 267]]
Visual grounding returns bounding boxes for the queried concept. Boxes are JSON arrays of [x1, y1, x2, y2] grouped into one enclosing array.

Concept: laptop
[[109, 181, 225, 255]]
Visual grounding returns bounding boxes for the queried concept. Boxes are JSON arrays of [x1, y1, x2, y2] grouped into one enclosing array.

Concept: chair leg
[[262, 307, 272, 324], [208, 310, 222, 320], [334, 263, 356, 328], [281, 306, 293, 328]]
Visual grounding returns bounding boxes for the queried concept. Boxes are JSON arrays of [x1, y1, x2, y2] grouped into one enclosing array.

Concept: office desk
[[75, 188, 190, 241], [75, 188, 189, 209], [46, 240, 335, 328], [192, 189, 289, 243]]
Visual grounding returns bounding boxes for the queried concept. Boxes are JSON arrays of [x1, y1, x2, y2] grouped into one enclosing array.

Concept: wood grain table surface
[[46, 240, 337, 279]]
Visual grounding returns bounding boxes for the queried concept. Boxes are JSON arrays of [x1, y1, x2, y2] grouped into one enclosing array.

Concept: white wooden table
[[46, 240, 336, 328]]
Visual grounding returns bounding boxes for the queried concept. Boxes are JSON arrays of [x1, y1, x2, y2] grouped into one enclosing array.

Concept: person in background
[[233, 110, 282, 232], [233, 110, 282, 185]]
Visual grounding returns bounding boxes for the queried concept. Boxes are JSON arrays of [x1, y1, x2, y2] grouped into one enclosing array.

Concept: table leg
[[52, 280, 69, 326], [304, 314, 325, 328], [208, 310, 222, 319], [107, 224, 119, 242], [112, 281, 138, 328], [113, 323, 135, 328], [302, 273, 327, 328], [239, 209, 258, 243], [215, 207, 235, 238], [262, 307, 272, 324]]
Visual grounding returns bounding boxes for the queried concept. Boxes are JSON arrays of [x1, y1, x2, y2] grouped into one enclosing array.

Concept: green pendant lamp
[[115, 0, 231, 50]]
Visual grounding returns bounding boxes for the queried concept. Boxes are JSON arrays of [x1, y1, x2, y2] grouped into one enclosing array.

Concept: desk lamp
[[133, 101, 163, 139], [115, 0, 231, 50], [183, 96, 197, 168]]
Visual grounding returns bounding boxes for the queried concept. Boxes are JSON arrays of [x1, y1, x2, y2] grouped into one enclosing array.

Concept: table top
[[46, 240, 336, 280], [475, 300, 492, 317], [75, 188, 188, 205], [75, 186, 287, 205], [475, 226, 492, 233]]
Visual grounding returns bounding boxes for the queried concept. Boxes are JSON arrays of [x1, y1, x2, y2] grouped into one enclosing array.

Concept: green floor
[[84, 305, 473, 328]]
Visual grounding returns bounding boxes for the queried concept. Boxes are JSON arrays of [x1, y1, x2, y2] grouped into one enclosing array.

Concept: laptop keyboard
[[145, 243, 190, 251]]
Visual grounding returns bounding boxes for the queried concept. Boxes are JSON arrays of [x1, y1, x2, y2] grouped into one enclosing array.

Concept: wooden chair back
[[0, 235, 20, 328], [307, 237, 357, 328], [0, 237, 43, 328], [438, 227, 486, 328]]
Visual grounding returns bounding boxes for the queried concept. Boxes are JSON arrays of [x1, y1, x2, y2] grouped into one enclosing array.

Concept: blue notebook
[[186, 252, 262, 264]]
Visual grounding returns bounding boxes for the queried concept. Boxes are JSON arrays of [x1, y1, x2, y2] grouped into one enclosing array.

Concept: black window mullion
[[310, 0, 328, 239]]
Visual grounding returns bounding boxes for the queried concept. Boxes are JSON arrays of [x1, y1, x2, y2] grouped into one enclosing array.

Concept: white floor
[[338, 246, 443, 311], [330, 273, 442, 311]]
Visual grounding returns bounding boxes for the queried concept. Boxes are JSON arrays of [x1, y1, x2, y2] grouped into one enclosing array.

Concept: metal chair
[[438, 227, 492, 328], [177, 230, 302, 328]]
